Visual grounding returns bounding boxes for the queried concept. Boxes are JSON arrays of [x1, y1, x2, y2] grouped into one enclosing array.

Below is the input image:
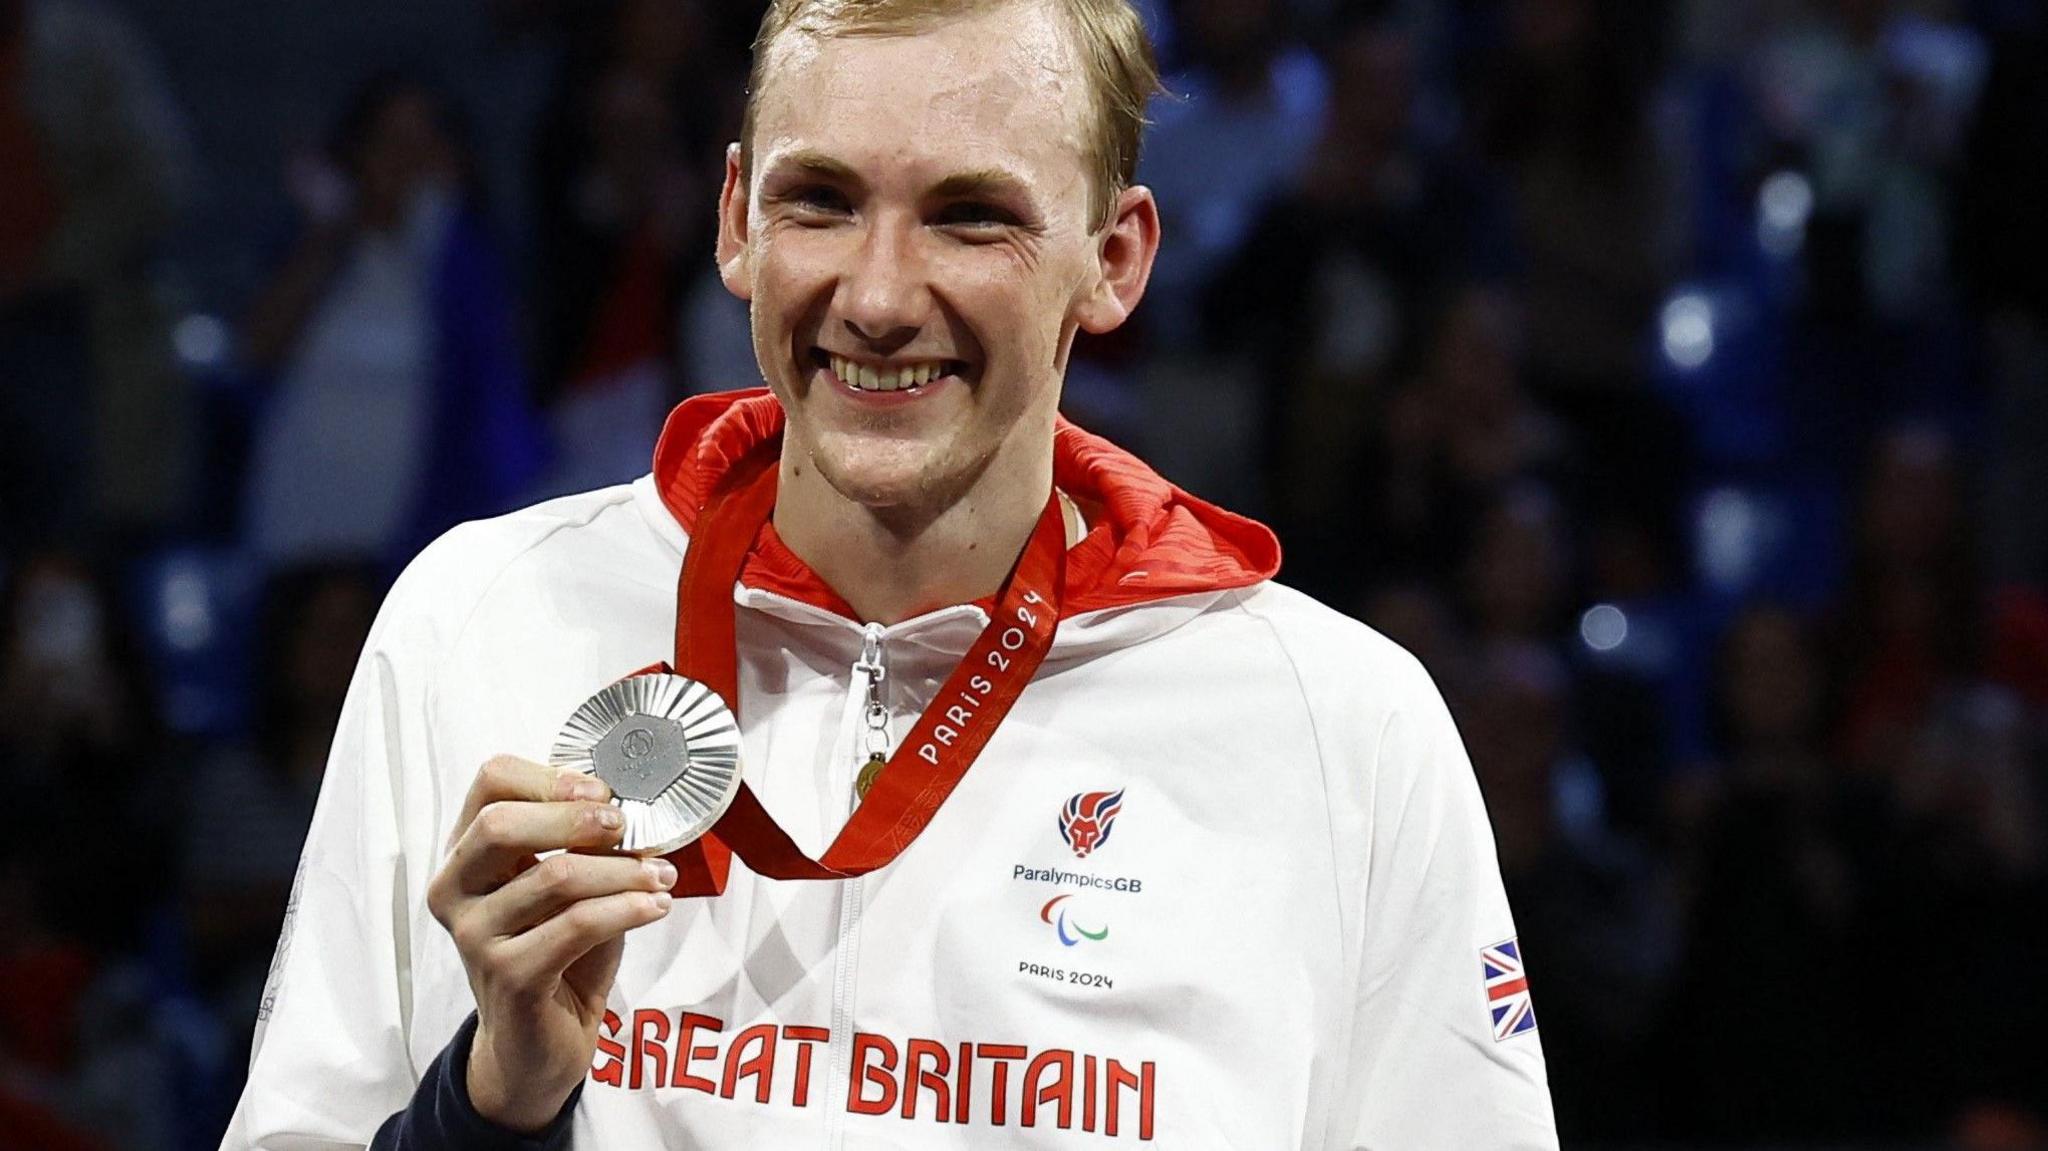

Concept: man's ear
[[1074, 185, 1161, 335], [716, 142, 753, 301]]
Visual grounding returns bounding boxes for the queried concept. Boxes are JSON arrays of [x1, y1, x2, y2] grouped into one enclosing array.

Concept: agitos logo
[[1039, 894, 1109, 947], [1058, 788, 1124, 858]]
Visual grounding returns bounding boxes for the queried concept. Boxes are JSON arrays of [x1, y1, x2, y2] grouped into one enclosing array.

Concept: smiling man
[[223, 2, 1556, 1148]]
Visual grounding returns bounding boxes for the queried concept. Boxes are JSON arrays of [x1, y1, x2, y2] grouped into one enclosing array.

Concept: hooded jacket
[[223, 391, 1557, 1150]]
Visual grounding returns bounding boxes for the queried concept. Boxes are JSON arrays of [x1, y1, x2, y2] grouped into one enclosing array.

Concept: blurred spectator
[[0, 0, 192, 551], [1461, 481, 1571, 647], [1658, 602, 1888, 1141], [0, 551, 178, 953], [1472, 0, 1678, 394], [1860, 684, 2048, 1137], [1834, 425, 1972, 779], [1130, 0, 1328, 509], [531, 0, 735, 492], [1832, 424, 2048, 777], [1702, 604, 1834, 815], [1757, 0, 1985, 323], [1429, 289, 1569, 523], [1269, 277, 1566, 603], [0, 551, 181, 1148], [1208, 16, 1504, 597], [1759, 0, 1988, 445], [239, 72, 546, 574], [178, 561, 378, 1079], [1142, 0, 1329, 343], [1466, 0, 1692, 549]]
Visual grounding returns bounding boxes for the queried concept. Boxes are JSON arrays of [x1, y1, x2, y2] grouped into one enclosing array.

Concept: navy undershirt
[[371, 1013, 581, 1150]]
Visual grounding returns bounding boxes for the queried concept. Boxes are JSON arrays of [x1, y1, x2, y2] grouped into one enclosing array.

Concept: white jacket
[[223, 392, 1557, 1149]]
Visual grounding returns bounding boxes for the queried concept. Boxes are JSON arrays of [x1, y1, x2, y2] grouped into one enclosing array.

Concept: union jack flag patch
[[1482, 938, 1537, 1041]]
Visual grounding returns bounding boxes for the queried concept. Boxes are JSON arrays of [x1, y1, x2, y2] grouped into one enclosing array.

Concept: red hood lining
[[651, 389, 1280, 620]]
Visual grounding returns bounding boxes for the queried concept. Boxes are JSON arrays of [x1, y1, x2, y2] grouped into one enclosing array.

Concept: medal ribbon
[[661, 440, 1067, 896]]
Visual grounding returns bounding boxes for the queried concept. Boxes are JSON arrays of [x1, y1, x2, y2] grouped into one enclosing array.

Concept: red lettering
[[988, 650, 1010, 672], [918, 743, 938, 765], [1083, 1053, 1098, 1132], [1021, 1049, 1075, 1129], [934, 725, 958, 747], [783, 1025, 829, 1107], [1001, 627, 1025, 651], [674, 1012, 722, 1093], [1141, 1061, 1155, 1141], [954, 1040, 973, 1124], [969, 674, 993, 695], [720, 1024, 776, 1104], [976, 1043, 1027, 1125], [1016, 605, 1039, 628], [1105, 1059, 1157, 1141], [604, 1012, 1153, 1137], [847, 1032, 899, 1116], [629, 1009, 670, 1090], [590, 1010, 625, 1088], [901, 1037, 951, 1121], [945, 704, 973, 726]]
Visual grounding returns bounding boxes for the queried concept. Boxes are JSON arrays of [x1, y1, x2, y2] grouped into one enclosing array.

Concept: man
[[224, 0, 1558, 1146]]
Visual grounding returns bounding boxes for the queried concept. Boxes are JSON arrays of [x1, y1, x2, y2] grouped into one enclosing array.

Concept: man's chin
[[806, 440, 952, 512]]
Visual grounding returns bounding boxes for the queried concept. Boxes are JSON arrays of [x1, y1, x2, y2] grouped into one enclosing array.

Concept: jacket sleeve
[[369, 1013, 579, 1151], [1336, 672, 1559, 1150], [219, 553, 457, 1149]]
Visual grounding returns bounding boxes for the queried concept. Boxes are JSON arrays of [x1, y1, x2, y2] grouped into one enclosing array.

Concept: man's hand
[[426, 756, 675, 1132]]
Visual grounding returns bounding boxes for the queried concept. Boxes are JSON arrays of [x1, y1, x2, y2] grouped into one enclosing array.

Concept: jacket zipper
[[851, 623, 893, 807], [825, 622, 888, 1148]]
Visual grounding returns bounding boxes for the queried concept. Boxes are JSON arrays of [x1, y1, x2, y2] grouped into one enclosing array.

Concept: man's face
[[721, 1, 1151, 514]]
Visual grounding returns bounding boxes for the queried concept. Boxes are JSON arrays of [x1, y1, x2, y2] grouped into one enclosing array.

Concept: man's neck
[[770, 444, 1056, 627]]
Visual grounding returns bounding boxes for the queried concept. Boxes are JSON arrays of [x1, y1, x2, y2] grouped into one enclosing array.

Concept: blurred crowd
[[1, 0, 2044, 1147]]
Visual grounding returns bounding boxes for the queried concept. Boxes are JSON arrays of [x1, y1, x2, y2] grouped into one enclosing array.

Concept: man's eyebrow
[[929, 168, 1032, 201], [761, 150, 862, 186]]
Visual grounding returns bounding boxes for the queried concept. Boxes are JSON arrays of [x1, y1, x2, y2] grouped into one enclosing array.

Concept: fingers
[[446, 799, 627, 895], [475, 853, 677, 938], [428, 756, 621, 926], [499, 889, 673, 986], [454, 757, 610, 847], [428, 755, 665, 1002]]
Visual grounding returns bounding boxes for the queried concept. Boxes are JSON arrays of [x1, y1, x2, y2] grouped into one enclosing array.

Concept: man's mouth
[[813, 349, 969, 394]]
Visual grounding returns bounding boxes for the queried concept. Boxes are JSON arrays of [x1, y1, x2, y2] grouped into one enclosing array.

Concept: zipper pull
[[854, 623, 889, 802]]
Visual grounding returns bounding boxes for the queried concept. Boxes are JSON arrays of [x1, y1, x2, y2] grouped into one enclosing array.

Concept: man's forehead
[[751, 4, 1092, 185]]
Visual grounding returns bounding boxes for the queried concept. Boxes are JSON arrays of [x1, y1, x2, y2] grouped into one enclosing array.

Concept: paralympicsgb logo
[[1059, 788, 1124, 858]]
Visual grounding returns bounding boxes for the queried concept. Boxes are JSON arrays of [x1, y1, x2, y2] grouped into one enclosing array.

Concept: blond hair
[[742, 0, 1161, 226]]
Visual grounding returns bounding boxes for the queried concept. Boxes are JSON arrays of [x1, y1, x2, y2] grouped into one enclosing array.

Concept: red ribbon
[[660, 440, 1067, 895]]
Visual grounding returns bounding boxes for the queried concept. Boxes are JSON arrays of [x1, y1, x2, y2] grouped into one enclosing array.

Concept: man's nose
[[837, 219, 928, 354]]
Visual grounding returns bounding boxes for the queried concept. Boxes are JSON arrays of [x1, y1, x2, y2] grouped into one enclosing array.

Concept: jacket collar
[[651, 389, 1280, 621]]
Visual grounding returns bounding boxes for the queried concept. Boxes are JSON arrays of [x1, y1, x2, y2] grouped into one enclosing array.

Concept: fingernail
[[596, 806, 623, 829], [571, 779, 609, 803], [651, 891, 673, 913], [648, 859, 678, 887]]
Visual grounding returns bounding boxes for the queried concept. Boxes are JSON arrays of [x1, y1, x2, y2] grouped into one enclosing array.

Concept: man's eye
[[786, 186, 850, 215], [934, 202, 1018, 229]]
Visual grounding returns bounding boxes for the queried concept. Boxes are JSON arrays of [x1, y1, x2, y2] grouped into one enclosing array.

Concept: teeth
[[828, 354, 948, 392]]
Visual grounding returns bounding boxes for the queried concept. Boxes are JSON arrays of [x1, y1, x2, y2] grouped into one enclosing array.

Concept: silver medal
[[549, 674, 743, 855]]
